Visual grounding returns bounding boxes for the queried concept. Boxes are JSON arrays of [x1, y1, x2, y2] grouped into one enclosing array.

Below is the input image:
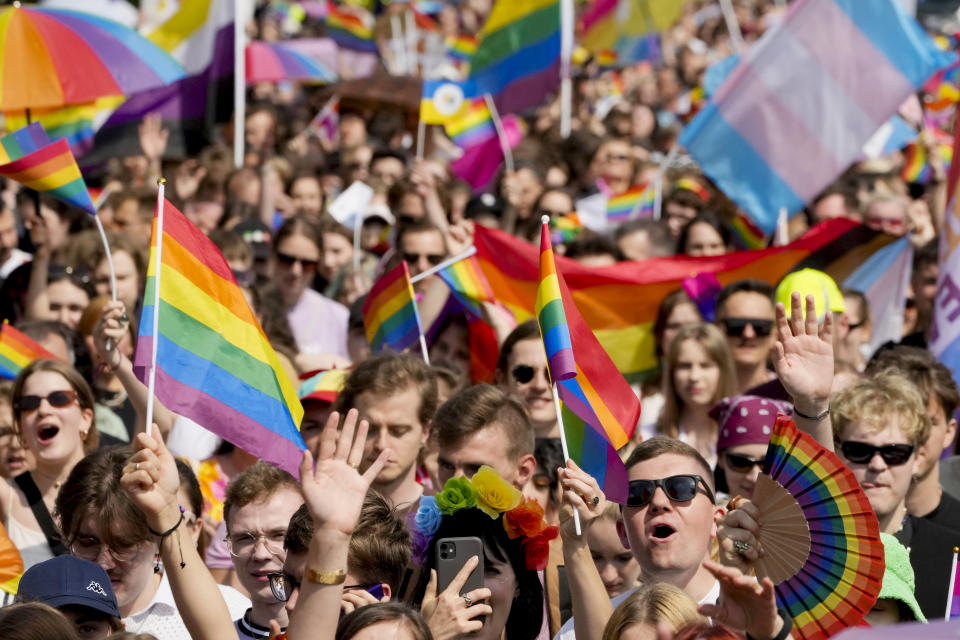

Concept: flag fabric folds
[[362, 262, 424, 354], [444, 98, 496, 148], [606, 185, 654, 224], [324, 3, 377, 53], [420, 79, 473, 124], [0, 323, 59, 379], [536, 221, 577, 382], [679, 0, 951, 235], [930, 109, 960, 392], [437, 256, 496, 318], [451, 114, 525, 191], [843, 236, 913, 357], [134, 198, 305, 476], [0, 123, 96, 214], [475, 219, 901, 382]]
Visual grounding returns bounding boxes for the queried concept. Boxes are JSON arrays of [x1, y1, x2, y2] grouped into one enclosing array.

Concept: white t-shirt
[[553, 579, 720, 640]]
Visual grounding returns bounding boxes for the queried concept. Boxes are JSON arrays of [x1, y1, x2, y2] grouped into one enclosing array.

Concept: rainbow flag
[[0, 123, 96, 215], [595, 49, 618, 68], [901, 137, 953, 184], [551, 213, 583, 244], [325, 3, 377, 53], [444, 98, 496, 148], [438, 255, 495, 317], [475, 219, 901, 383], [580, 0, 687, 54], [298, 368, 348, 404], [0, 323, 59, 379], [5, 96, 124, 158], [730, 213, 768, 250], [446, 34, 477, 63], [469, 0, 560, 115], [134, 198, 305, 476], [606, 185, 654, 223], [536, 220, 639, 504], [362, 262, 424, 353]]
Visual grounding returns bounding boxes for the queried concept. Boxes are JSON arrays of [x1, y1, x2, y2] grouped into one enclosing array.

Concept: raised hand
[[340, 586, 388, 615], [558, 459, 606, 542], [421, 557, 493, 640], [299, 409, 388, 537], [138, 113, 170, 162], [92, 300, 128, 368], [174, 159, 208, 202], [120, 428, 181, 532], [772, 293, 833, 413], [699, 560, 785, 640]]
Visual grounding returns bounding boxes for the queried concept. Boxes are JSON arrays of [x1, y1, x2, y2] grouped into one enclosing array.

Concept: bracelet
[[746, 609, 793, 640], [793, 405, 829, 421], [306, 568, 346, 585], [148, 505, 185, 537]]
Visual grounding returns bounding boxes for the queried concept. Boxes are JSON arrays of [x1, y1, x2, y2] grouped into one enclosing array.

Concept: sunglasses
[[15, 390, 78, 414], [626, 474, 715, 508], [275, 251, 318, 270], [403, 252, 445, 266], [838, 440, 915, 466], [720, 317, 774, 338], [724, 452, 765, 473], [511, 364, 546, 384]]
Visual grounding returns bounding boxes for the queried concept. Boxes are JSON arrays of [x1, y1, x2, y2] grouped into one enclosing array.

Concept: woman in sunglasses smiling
[[0, 359, 98, 569]]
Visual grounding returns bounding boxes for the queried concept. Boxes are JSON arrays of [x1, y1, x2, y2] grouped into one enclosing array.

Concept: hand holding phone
[[422, 538, 494, 640]]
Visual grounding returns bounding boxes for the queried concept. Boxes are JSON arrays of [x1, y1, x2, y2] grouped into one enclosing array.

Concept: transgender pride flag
[[680, 0, 950, 235]]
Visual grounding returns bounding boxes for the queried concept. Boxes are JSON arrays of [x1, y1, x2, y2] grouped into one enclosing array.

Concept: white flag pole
[[233, 0, 246, 169], [410, 246, 477, 284], [552, 381, 581, 535], [416, 119, 427, 160], [718, 0, 745, 52], [144, 178, 167, 439], [559, 0, 574, 139], [944, 546, 958, 620], [483, 93, 514, 174]]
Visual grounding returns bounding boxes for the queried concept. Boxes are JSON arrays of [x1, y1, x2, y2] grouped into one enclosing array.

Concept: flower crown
[[412, 466, 559, 571]]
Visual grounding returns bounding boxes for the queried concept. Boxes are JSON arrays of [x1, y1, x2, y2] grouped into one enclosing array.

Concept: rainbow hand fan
[[752, 416, 885, 640]]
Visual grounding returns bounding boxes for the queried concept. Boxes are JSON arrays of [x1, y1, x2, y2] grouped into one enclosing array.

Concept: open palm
[[772, 293, 834, 404]]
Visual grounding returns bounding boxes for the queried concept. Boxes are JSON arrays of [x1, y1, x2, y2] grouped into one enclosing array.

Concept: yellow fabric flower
[[472, 465, 522, 518]]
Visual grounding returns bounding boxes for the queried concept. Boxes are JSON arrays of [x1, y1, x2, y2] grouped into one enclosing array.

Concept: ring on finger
[[732, 539, 751, 554], [135, 462, 140, 471], [463, 594, 473, 606], [591, 496, 600, 506]]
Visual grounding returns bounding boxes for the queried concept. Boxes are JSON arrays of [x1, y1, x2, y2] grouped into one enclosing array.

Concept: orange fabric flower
[[503, 499, 547, 539]]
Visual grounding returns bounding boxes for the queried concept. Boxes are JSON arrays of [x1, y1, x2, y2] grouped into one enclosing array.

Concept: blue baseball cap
[[17, 556, 120, 618]]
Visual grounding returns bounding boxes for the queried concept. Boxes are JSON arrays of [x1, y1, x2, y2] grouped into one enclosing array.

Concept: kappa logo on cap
[[86, 581, 108, 597]]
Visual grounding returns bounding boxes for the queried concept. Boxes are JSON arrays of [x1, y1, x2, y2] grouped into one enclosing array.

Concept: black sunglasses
[[511, 364, 547, 384], [275, 251, 318, 270], [626, 474, 715, 508], [15, 390, 78, 414], [403, 252, 445, 266], [268, 571, 300, 602], [720, 317, 774, 338], [838, 441, 914, 466], [724, 452, 765, 473]]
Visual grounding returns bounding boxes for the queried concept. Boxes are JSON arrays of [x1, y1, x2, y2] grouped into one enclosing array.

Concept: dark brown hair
[[13, 359, 98, 452], [0, 602, 80, 640], [223, 461, 300, 532], [333, 353, 438, 427], [336, 602, 431, 640], [867, 345, 960, 420], [433, 384, 534, 460], [494, 320, 541, 383], [348, 491, 411, 593]]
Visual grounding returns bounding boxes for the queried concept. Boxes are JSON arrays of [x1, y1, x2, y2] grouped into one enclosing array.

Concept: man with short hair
[[396, 220, 447, 292], [496, 321, 558, 438], [714, 280, 777, 394], [221, 462, 304, 640], [613, 218, 672, 262], [433, 384, 536, 488], [333, 353, 438, 511]]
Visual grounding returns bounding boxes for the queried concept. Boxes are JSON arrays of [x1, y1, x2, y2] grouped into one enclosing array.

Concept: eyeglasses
[[511, 364, 547, 384], [226, 531, 286, 558], [15, 390, 78, 414], [724, 452, 766, 473], [71, 536, 143, 564], [838, 441, 915, 466], [402, 252, 445, 266], [269, 571, 300, 602], [719, 317, 774, 338], [626, 475, 715, 508], [275, 251, 318, 270]]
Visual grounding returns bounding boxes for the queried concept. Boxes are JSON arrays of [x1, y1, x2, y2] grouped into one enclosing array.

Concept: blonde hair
[[602, 583, 705, 640], [831, 369, 931, 446], [658, 323, 737, 438]]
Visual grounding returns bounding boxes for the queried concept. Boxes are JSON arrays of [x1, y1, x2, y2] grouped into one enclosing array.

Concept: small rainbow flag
[[607, 185, 654, 223], [438, 255, 495, 317], [902, 138, 953, 184], [0, 123, 96, 215], [446, 34, 477, 63], [595, 49, 618, 68], [134, 198, 305, 476], [298, 369, 348, 404], [730, 213, 768, 250], [551, 213, 583, 245], [536, 221, 577, 382], [0, 323, 59, 379], [325, 3, 377, 53], [362, 262, 424, 353], [444, 98, 496, 148]]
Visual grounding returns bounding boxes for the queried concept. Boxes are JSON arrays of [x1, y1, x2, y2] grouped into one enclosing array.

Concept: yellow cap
[[775, 268, 845, 320]]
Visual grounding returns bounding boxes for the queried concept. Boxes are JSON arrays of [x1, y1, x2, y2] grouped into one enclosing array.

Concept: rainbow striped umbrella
[[246, 41, 337, 85], [0, 4, 184, 111]]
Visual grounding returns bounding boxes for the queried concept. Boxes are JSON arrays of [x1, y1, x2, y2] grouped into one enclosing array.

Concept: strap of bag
[[13, 472, 69, 556]]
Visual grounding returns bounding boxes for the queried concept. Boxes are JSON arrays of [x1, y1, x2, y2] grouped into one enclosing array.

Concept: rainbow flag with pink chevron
[[679, 0, 950, 235]]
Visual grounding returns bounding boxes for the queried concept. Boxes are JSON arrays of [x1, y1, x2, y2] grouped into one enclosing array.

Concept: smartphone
[[435, 536, 484, 596]]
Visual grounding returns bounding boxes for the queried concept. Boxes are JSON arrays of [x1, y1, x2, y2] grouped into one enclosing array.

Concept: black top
[[896, 515, 960, 621], [923, 489, 960, 533]]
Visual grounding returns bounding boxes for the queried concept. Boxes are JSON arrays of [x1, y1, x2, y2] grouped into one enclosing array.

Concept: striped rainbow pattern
[[678, 0, 952, 235], [0, 123, 96, 214], [0, 323, 58, 379], [763, 416, 884, 640], [246, 41, 337, 84], [730, 213, 768, 250], [446, 34, 477, 63], [298, 368, 348, 404], [550, 213, 583, 244], [438, 255, 495, 317], [901, 139, 953, 184], [469, 0, 560, 115], [535, 220, 577, 383], [474, 218, 899, 382], [607, 185, 653, 223], [134, 198, 306, 476], [362, 261, 424, 353], [444, 98, 496, 148], [595, 49, 618, 68], [5, 96, 123, 158], [325, 3, 377, 53]]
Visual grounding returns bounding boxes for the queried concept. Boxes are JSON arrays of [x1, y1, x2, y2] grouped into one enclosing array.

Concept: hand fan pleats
[[752, 416, 885, 640]]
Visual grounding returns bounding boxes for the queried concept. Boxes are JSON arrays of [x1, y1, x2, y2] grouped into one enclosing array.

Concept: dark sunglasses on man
[[402, 252, 445, 267], [837, 441, 914, 466], [719, 317, 775, 338], [275, 251, 318, 270], [511, 364, 548, 384], [724, 452, 766, 473], [626, 474, 715, 508]]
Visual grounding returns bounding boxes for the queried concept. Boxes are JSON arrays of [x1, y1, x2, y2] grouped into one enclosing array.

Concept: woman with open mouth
[[0, 359, 98, 570]]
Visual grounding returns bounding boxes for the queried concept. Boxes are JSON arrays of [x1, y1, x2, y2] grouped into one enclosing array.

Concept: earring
[[80, 431, 88, 441], [154, 554, 161, 574]]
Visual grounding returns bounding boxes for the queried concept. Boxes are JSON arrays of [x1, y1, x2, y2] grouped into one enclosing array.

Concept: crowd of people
[[0, 0, 959, 639]]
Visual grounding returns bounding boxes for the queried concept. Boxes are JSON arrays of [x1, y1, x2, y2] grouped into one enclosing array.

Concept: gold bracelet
[[306, 568, 346, 585]]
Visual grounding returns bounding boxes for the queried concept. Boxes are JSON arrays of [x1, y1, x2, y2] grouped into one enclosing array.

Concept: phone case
[[435, 536, 484, 596]]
